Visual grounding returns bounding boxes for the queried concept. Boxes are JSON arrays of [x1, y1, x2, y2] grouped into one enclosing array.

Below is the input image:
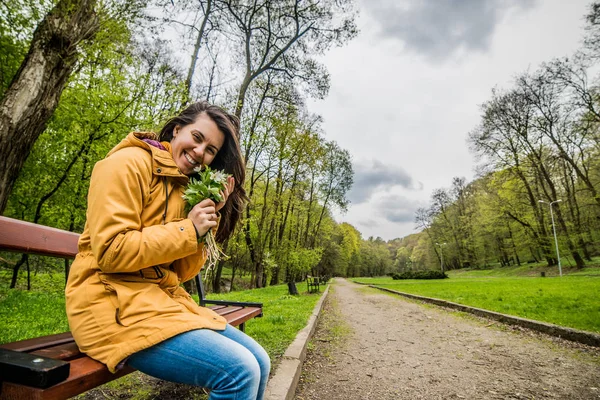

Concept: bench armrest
[[199, 299, 263, 309]]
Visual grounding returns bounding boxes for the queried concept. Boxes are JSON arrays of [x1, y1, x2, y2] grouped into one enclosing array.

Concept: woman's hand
[[188, 199, 219, 238], [215, 176, 235, 213]]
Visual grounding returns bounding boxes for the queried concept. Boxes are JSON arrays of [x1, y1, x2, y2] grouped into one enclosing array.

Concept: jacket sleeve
[[172, 243, 206, 283], [87, 147, 199, 273]]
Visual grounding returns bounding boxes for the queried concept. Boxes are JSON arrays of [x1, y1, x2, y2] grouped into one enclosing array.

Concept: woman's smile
[[184, 152, 199, 166]]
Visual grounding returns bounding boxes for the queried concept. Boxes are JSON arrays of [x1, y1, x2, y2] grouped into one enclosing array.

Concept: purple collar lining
[[142, 138, 166, 151]]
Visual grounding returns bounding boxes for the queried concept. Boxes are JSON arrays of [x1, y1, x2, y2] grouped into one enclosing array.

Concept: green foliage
[[4, 1, 184, 234], [287, 248, 323, 279], [183, 167, 231, 212], [391, 270, 448, 280], [356, 237, 393, 277], [0, 0, 53, 94]]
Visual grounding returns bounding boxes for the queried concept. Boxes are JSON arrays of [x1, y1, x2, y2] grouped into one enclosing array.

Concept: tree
[[219, 0, 357, 119], [311, 141, 353, 246], [0, 0, 99, 213]]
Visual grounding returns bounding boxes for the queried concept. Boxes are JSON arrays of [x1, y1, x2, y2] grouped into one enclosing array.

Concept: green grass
[[0, 272, 69, 343], [352, 275, 600, 333], [446, 264, 600, 278], [203, 283, 322, 362]]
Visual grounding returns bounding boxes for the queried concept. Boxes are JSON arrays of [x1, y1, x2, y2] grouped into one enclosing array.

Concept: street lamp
[[435, 242, 447, 272], [538, 199, 562, 277]]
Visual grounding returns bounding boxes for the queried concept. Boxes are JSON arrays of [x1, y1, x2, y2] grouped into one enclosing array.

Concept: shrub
[[392, 270, 448, 280]]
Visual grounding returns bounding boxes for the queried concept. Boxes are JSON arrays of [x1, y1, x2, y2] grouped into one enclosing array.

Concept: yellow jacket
[[65, 132, 226, 373]]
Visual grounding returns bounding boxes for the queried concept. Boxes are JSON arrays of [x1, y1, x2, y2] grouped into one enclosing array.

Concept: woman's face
[[171, 113, 225, 176]]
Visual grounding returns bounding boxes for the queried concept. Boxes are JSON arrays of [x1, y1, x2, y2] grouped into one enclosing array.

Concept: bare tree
[[218, 0, 357, 120]]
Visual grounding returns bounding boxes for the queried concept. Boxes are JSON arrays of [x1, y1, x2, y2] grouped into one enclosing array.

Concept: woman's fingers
[[215, 176, 235, 212], [197, 198, 216, 208], [188, 201, 218, 237]]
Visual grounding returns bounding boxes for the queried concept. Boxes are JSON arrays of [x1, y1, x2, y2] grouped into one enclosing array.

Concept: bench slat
[[214, 306, 244, 315], [221, 307, 264, 325], [0, 358, 135, 400], [31, 342, 81, 361], [0, 217, 79, 259], [0, 332, 73, 353]]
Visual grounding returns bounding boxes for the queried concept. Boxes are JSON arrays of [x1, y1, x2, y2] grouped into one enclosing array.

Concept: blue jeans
[[127, 325, 270, 400]]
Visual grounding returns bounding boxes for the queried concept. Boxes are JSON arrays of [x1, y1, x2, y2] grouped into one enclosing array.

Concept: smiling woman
[[64, 102, 269, 400]]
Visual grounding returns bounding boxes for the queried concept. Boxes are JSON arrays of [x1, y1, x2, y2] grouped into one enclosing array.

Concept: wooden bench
[[0, 216, 263, 400], [306, 276, 320, 293]]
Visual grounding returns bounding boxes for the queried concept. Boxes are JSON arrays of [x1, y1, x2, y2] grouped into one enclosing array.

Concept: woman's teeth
[[185, 153, 198, 165]]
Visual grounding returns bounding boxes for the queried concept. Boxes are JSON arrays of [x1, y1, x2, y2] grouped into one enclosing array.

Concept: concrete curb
[[369, 285, 600, 347], [264, 284, 330, 400]]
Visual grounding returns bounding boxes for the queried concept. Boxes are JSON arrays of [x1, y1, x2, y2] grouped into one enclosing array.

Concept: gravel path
[[295, 278, 600, 400]]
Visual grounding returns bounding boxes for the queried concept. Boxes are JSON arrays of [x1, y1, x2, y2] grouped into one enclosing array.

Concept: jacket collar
[[111, 132, 189, 184]]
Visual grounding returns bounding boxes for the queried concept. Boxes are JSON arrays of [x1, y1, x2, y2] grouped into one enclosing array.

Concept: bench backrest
[[0, 216, 79, 258], [0, 215, 262, 307]]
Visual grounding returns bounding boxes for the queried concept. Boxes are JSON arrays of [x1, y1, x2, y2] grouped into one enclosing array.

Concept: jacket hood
[[109, 132, 188, 183]]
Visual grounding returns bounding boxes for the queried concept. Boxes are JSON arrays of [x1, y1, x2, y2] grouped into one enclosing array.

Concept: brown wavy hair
[[159, 102, 247, 242]]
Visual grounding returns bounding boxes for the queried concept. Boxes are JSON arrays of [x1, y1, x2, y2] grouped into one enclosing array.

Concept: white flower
[[210, 170, 228, 184]]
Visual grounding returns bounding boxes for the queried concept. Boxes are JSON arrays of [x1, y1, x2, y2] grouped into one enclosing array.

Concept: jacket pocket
[[99, 273, 184, 327]]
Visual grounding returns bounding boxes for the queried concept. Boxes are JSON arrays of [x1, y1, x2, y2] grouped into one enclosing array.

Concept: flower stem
[[202, 232, 228, 280]]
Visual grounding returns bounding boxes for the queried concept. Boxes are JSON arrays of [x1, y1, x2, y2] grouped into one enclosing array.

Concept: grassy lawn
[[352, 275, 600, 333], [446, 264, 600, 278]]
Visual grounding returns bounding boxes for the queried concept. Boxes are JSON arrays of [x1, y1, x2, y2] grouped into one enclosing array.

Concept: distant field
[[352, 275, 600, 333], [446, 264, 600, 278]]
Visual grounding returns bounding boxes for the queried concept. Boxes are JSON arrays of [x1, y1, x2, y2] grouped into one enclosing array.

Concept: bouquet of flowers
[[182, 166, 230, 273]]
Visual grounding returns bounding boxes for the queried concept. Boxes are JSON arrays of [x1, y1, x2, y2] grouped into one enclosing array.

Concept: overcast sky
[[306, 0, 592, 241]]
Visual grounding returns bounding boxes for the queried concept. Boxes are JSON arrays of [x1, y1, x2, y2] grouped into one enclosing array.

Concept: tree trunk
[[183, 0, 212, 105], [230, 263, 236, 291], [10, 254, 27, 289], [0, 0, 98, 213], [212, 239, 229, 293], [26, 257, 31, 291], [287, 281, 298, 296]]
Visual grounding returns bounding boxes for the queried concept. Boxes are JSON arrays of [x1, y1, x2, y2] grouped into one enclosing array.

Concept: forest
[[0, 0, 392, 293], [404, 3, 600, 273], [3, 1, 600, 293]]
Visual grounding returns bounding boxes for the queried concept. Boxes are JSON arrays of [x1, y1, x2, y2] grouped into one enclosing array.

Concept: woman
[[65, 102, 270, 400]]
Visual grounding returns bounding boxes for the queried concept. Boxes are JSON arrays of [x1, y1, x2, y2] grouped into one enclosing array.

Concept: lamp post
[[538, 199, 562, 277], [435, 242, 447, 273]]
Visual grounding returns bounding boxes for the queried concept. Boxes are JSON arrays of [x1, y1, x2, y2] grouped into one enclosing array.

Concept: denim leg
[[218, 325, 271, 400], [127, 325, 270, 400]]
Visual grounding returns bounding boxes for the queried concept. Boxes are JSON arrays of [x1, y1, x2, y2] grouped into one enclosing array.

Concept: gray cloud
[[349, 159, 418, 204], [375, 194, 422, 224], [361, 0, 537, 61], [357, 219, 380, 229]]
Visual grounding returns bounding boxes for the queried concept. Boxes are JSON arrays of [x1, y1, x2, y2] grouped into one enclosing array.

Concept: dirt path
[[295, 279, 600, 400]]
